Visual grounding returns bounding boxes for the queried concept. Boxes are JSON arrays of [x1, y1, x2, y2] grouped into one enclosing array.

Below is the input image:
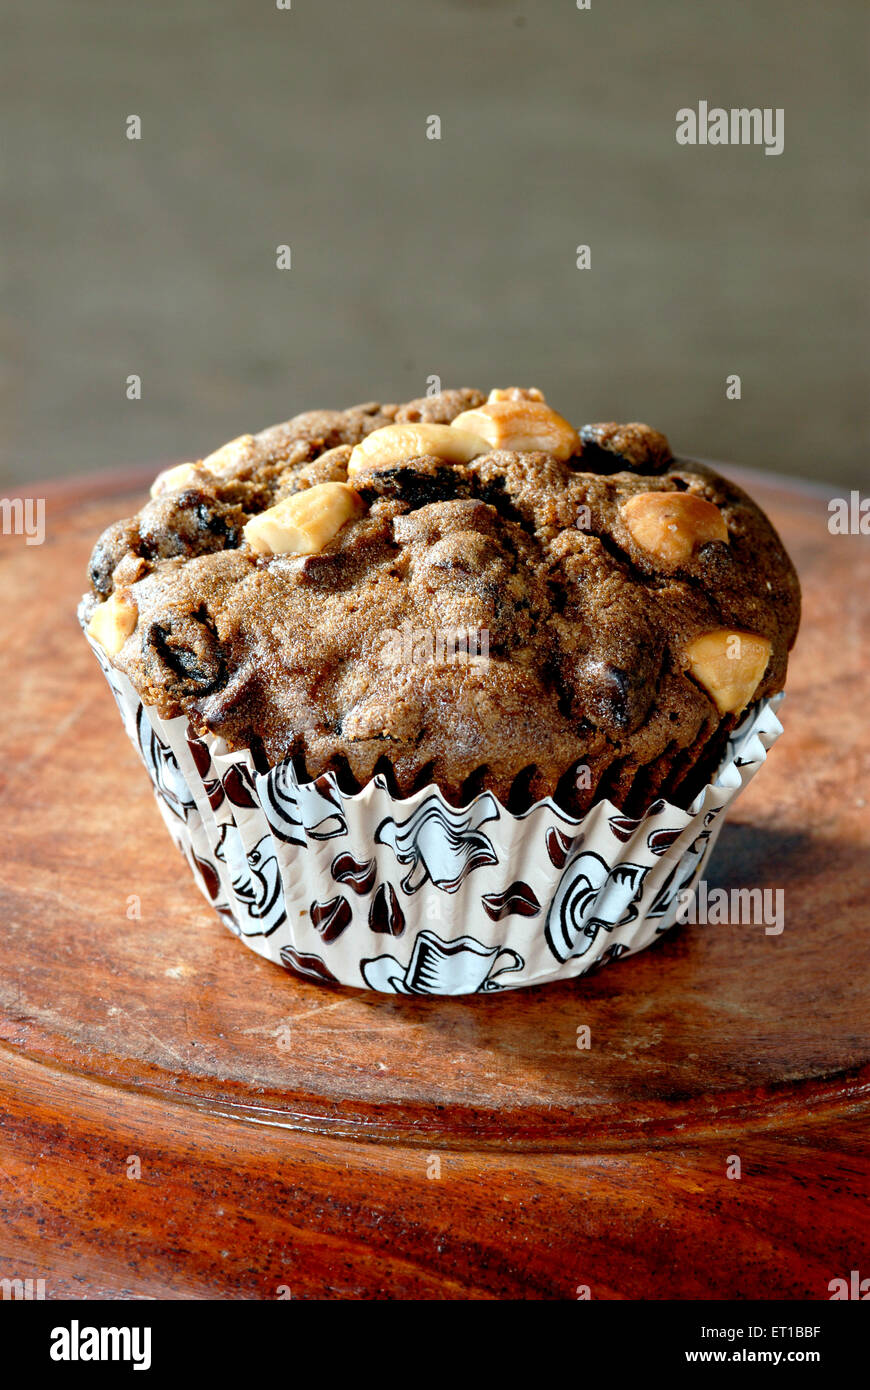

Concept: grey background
[[2, 0, 867, 489]]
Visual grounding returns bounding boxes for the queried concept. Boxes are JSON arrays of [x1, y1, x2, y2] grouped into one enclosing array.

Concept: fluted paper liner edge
[[85, 631, 784, 994]]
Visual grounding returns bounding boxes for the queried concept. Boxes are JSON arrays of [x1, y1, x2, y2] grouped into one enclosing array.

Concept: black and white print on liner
[[262, 762, 347, 843], [374, 794, 501, 893], [214, 823, 286, 937], [154, 713, 781, 987], [135, 706, 197, 824], [363, 931, 524, 995]]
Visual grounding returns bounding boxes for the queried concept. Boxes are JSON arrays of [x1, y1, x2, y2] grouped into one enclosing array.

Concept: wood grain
[[0, 466, 868, 1298]]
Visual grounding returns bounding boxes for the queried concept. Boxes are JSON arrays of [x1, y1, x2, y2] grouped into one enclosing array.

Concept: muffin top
[[81, 387, 800, 814]]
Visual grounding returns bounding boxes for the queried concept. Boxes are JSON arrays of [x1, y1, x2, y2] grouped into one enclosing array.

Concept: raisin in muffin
[[80, 387, 800, 817]]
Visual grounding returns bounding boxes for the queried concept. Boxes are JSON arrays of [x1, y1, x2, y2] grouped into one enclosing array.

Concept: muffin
[[80, 387, 800, 992]]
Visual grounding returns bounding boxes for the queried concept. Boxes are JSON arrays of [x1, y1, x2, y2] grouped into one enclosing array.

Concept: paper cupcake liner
[[84, 630, 784, 994]]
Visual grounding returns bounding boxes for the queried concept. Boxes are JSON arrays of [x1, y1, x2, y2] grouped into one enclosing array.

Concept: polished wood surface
[[0, 466, 868, 1298]]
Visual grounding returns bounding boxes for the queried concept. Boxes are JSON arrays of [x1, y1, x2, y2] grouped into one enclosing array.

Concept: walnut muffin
[[80, 387, 800, 817]]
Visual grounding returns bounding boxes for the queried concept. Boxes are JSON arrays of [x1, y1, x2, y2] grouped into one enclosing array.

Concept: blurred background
[[2, 0, 867, 490]]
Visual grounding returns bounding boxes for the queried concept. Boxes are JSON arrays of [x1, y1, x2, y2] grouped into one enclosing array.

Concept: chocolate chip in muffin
[[142, 608, 226, 700], [356, 458, 469, 510], [88, 516, 143, 596], [584, 658, 658, 735], [579, 421, 672, 474], [138, 489, 246, 560]]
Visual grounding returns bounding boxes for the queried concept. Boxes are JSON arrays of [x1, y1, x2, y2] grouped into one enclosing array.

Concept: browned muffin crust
[[81, 389, 800, 815]]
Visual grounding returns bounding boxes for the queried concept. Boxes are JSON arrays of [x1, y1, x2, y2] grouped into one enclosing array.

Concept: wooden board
[[0, 464, 868, 1299]]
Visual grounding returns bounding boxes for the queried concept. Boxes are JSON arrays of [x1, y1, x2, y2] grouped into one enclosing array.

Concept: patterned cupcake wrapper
[[84, 631, 784, 994]]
